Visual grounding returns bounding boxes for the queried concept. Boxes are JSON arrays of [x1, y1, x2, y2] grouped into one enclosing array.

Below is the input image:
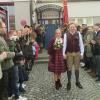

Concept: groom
[[63, 23, 84, 90]]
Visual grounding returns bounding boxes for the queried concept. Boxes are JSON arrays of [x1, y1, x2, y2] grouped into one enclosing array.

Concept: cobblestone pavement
[[23, 62, 100, 100]]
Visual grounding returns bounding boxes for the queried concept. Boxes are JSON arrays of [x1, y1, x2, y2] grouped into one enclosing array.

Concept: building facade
[[1, 0, 100, 29], [36, 0, 100, 26], [0, 2, 15, 31]]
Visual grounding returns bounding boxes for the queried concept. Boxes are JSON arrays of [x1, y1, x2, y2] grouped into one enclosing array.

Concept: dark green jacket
[[94, 31, 100, 55], [84, 32, 94, 57]]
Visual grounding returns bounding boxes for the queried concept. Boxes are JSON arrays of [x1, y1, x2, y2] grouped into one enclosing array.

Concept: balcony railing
[[37, 0, 62, 3]]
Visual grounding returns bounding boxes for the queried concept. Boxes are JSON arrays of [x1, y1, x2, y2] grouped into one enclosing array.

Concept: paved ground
[[21, 50, 100, 100], [23, 61, 100, 100]]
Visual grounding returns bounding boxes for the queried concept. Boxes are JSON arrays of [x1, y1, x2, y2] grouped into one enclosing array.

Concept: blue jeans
[[13, 65, 20, 99]]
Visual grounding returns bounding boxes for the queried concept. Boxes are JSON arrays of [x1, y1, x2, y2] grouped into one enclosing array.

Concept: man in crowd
[[91, 24, 100, 81], [0, 21, 15, 100]]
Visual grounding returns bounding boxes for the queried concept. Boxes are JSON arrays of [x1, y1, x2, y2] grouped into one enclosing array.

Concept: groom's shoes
[[76, 82, 83, 89], [67, 82, 83, 91], [67, 82, 71, 91]]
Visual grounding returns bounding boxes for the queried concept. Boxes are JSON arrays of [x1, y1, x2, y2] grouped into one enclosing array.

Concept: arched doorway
[[36, 4, 63, 48]]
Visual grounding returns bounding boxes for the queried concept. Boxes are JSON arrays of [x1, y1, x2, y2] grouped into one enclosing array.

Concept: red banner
[[63, 0, 69, 25]]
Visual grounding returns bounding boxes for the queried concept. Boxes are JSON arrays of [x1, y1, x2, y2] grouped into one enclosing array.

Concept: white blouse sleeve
[[63, 33, 67, 56], [79, 32, 84, 56]]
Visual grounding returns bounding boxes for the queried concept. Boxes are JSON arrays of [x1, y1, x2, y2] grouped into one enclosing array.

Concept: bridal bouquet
[[54, 38, 63, 49]]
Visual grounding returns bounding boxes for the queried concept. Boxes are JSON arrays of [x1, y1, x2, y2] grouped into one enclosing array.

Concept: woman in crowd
[[84, 26, 94, 72]]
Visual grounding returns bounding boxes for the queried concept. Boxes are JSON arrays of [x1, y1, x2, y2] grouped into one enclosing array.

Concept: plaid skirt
[[48, 50, 67, 73]]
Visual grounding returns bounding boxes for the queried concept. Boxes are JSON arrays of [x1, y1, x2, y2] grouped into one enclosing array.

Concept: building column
[[40, 12, 42, 24], [59, 11, 60, 26]]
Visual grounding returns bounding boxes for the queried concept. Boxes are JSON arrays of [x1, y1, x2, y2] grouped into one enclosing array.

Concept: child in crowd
[[32, 43, 36, 65], [31, 33, 39, 62], [18, 55, 28, 92], [13, 54, 27, 100], [34, 41, 39, 61]]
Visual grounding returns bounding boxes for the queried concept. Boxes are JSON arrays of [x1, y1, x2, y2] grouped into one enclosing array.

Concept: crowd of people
[[0, 20, 100, 100], [0, 21, 42, 100], [74, 23, 100, 81], [79, 24, 100, 81]]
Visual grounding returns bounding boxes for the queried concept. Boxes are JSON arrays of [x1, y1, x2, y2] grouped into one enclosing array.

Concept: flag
[[63, 0, 69, 25]]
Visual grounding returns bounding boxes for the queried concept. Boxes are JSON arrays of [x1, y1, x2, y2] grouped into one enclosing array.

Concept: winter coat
[[0, 32, 15, 71]]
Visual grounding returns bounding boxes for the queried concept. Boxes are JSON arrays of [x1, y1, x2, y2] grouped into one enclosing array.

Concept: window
[[78, 18, 83, 25], [69, 18, 75, 23], [86, 17, 93, 26]]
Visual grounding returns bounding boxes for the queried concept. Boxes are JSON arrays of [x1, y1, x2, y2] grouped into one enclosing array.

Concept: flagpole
[[63, 0, 69, 25], [30, 0, 33, 26]]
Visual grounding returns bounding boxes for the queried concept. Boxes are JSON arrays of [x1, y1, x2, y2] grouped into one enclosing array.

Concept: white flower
[[54, 38, 63, 49]]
